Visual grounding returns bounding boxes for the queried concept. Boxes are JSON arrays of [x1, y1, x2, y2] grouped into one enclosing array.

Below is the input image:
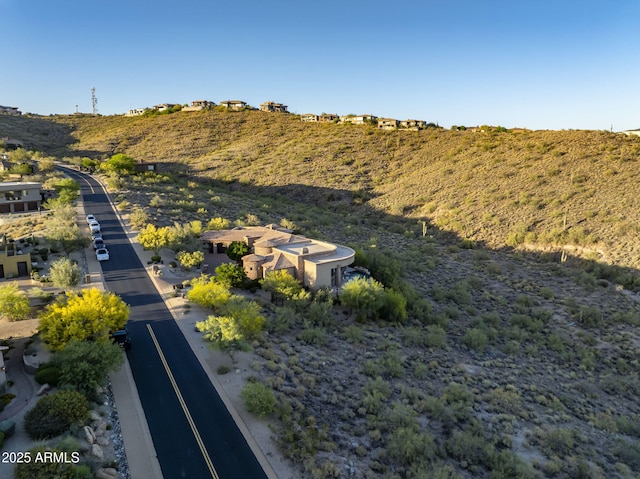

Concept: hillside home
[[0, 182, 41, 213], [125, 108, 145, 117], [153, 103, 177, 112], [378, 118, 399, 130], [0, 236, 31, 278], [622, 129, 640, 137], [0, 106, 21, 115], [399, 119, 426, 130], [183, 100, 215, 112], [201, 226, 355, 290], [219, 100, 248, 110], [340, 114, 377, 125], [319, 114, 338, 123], [301, 114, 319, 123], [1, 138, 24, 150], [0, 160, 12, 172], [260, 101, 288, 113]]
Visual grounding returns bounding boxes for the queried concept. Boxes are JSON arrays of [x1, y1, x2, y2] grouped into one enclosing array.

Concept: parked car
[[93, 238, 105, 250], [89, 221, 101, 233], [91, 232, 103, 242], [96, 248, 109, 261], [111, 329, 131, 350], [86, 214, 96, 223]]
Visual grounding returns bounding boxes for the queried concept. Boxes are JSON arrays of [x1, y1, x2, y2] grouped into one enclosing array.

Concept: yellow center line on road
[[147, 324, 220, 479]]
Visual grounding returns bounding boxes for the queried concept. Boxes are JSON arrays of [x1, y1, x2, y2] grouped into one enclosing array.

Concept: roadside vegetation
[[2, 112, 640, 477]]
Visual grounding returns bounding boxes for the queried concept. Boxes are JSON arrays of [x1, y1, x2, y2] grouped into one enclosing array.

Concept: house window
[[331, 267, 337, 286]]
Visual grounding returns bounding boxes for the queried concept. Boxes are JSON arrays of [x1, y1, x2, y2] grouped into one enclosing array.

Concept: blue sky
[[1, 0, 638, 130]]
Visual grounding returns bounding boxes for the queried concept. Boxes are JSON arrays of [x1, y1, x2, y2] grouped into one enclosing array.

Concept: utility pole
[[91, 86, 98, 115]]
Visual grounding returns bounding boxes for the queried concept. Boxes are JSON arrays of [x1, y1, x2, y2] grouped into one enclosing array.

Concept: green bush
[[463, 327, 488, 352], [0, 430, 4, 449], [24, 390, 89, 440], [35, 366, 61, 386], [241, 382, 276, 418]]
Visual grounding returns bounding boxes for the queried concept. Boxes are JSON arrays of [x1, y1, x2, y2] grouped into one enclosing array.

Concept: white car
[[89, 221, 101, 233], [86, 214, 96, 224], [96, 248, 110, 261]]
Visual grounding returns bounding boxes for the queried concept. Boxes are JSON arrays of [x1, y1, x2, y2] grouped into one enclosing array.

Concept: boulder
[[96, 437, 110, 447], [95, 468, 118, 479], [90, 444, 104, 460], [83, 425, 96, 445], [89, 410, 102, 421], [94, 420, 108, 437]]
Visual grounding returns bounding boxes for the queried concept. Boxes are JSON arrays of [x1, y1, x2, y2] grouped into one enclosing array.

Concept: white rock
[[90, 444, 104, 460], [36, 384, 50, 396], [83, 425, 96, 444]]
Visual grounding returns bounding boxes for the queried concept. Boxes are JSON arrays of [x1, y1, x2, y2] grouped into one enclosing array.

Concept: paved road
[[62, 167, 268, 479]]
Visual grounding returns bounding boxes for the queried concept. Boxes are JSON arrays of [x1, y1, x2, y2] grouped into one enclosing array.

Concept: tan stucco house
[[219, 100, 248, 110], [202, 225, 355, 290], [260, 101, 288, 113], [0, 237, 31, 278]]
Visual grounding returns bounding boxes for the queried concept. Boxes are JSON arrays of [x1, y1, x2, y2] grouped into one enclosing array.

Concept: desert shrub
[[463, 327, 488, 352], [446, 430, 494, 467], [341, 324, 364, 343], [489, 450, 538, 479], [539, 427, 576, 458], [35, 366, 61, 386], [300, 327, 327, 345], [305, 300, 333, 327], [578, 305, 603, 328], [425, 325, 447, 348], [241, 382, 276, 417], [387, 427, 437, 466], [271, 305, 296, 333], [24, 390, 89, 439]]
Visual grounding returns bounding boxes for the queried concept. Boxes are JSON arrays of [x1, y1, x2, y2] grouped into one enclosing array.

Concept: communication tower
[[91, 87, 98, 115]]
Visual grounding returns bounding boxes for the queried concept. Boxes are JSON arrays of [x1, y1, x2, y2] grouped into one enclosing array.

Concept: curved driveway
[[62, 167, 267, 479]]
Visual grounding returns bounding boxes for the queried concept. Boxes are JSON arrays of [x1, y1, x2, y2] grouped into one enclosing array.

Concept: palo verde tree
[[340, 276, 386, 321], [196, 296, 265, 347], [100, 153, 136, 175], [49, 257, 82, 289], [39, 288, 130, 350], [0, 282, 30, 321], [137, 223, 171, 255], [187, 274, 232, 309], [260, 269, 303, 300]]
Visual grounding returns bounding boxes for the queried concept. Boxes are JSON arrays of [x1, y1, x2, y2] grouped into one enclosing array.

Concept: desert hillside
[[4, 111, 640, 272], [3, 110, 640, 477]]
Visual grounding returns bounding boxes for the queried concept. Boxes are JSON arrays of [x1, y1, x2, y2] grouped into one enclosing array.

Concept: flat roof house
[[378, 118, 399, 130], [219, 100, 248, 110], [301, 114, 319, 123], [202, 226, 355, 290], [340, 114, 378, 125], [183, 100, 215, 112], [0, 182, 41, 213], [125, 108, 145, 117], [0, 106, 21, 115], [260, 101, 288, 113], [399, 119, 426, 130], [319, 114, 338, 123]]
